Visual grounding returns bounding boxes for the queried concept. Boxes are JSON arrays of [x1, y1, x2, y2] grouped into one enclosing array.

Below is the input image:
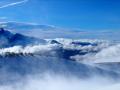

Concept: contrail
[[0, 0, 29, 9]]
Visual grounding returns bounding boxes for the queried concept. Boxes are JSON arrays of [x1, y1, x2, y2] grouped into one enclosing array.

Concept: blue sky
[[0, 0, 120, 30]]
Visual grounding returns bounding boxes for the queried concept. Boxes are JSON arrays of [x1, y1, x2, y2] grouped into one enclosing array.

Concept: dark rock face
[[0, 28, 13, 39], [71, 41, 97, 46], [50, 40, 61, 44]]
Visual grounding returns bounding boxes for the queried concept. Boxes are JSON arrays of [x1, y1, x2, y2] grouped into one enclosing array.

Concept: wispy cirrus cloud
[[0, 17, 7, 19], [0, 0, 29, 9]]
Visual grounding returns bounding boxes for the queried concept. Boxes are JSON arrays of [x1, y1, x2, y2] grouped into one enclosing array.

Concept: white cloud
[[0, 44, 59, 56], [0, 17, 7, 19], [0, 0, 29, 9], [0, 74, 117, 90]]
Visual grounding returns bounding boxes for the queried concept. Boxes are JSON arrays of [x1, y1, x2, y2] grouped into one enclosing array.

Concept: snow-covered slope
[[0, 28, 46, 48]]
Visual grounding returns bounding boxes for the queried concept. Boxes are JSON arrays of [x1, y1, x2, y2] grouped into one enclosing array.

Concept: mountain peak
[[0, 28, 46, 48], [0, 28, 5, 33]]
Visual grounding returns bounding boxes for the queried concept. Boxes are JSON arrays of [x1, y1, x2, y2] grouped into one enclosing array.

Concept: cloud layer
[[0, 38, 119, 90]]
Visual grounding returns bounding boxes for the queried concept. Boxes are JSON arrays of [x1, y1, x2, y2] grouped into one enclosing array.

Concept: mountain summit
[[0, 28, 45, 48]]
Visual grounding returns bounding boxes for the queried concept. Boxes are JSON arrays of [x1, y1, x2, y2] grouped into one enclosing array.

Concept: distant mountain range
[[0, 28, 45, 48]]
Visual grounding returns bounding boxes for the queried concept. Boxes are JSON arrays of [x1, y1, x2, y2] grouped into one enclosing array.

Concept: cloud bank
[[0, 38, 119, 90]]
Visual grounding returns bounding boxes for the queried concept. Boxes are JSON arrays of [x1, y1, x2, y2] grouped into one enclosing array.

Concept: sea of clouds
[[0, 38, 120, 90], [0, 72, 119, 90], [0, 38, 119, 63]]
